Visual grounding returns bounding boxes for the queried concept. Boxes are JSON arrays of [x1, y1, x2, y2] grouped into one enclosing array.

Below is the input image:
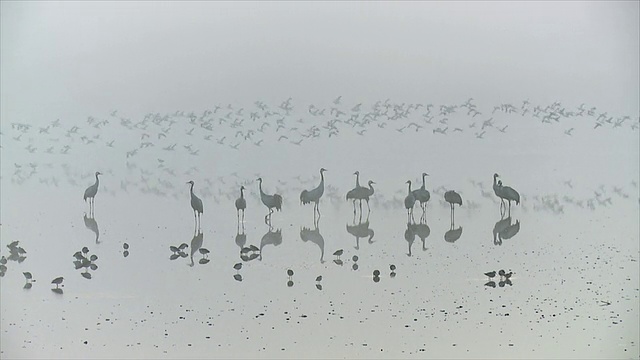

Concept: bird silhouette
[[412, 173, 430, 217], [353, 180, 376, 215], [187, 181, 203, 229], [300, 168, 327, 216], [444, 190, 462, 220], [83, 171, 101, 215], [494, 174, 520, 214], [346, 171, 363, 211], [493, 173, 507, 209], [235, 186, 246, 223], [257, 178, 282, 225], [404, 180, 416, 222]]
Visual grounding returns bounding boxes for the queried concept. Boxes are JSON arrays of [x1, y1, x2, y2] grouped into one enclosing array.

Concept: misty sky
[[1, 1, 639, 123]]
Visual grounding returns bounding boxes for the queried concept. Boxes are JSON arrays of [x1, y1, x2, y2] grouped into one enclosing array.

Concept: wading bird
[[257, 177, 282, 224], [300, 168, 327, 216], [187, 181, 203, 228], [83, 171, 101, 214], [235, 186, 246, 223], [444, 190, 462, 219], [404, 180, 416, 222], [494, 174, 520, 213], [412, 173, 430, 215]]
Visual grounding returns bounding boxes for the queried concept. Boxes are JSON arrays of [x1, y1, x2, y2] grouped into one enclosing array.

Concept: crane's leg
[[366, 199, 371, 212], [242, 209, 245, 223]]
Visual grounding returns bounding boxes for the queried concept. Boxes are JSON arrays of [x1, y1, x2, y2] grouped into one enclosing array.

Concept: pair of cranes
[[492, 173, 520, 213], [403, 173, 463, 222]]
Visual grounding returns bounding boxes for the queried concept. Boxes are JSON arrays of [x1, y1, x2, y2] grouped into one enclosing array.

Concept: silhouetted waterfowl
[[300, 168, 327, 216], [235, 186, 246, 223], [412, 173, 430, 214], [187, 181, 203, 228], [257, 178, 282, 224], [404, 180, 416, 222], [83, 171, 101, 213]]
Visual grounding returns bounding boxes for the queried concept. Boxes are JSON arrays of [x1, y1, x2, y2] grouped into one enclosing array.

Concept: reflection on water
[[404, 221, 417, 256], [259, 224, 282, 260], [444, 211, 462, 243], [72, 246, 98, 279], [235, 222, 247, 251], [189, 228, 204, 267], [300, 216, 325, 263], [346, 211, 375, 250], [492, 212, 521, 245], [83, 213, 99, 243], [414, 217, 431, 251]]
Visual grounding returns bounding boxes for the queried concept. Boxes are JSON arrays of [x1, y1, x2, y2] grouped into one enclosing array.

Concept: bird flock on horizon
[[2, 97, 637, 217]]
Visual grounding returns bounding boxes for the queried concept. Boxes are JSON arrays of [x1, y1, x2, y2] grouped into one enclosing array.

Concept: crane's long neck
[[368, 183, 374, 192], [493, 174, 498, 187], [407, 182, 412, 194], [319, 171, 325, 188], [421, 174, 426, 190], [95, 174, 100, 187], [190, 182, 194, 195], [240, 187, 244, 198], [258, 180, 264, 196], [355, 173, 360, 188]]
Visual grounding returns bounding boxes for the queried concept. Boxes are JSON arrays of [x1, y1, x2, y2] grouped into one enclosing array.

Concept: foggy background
[[1, 2, 639, 359], [2, 1, 638, 122]]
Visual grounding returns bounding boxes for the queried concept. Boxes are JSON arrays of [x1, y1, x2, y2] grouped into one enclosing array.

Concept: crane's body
[[187, 180, 203, 228], [300, 168, 327, 216], [235, 186, 246, 222], [257, 178, 282, 224], [493, 173, 519, 212], [404, 180, 416, 222], [412, 173, 430, 213], [83, 171, 101, 215]]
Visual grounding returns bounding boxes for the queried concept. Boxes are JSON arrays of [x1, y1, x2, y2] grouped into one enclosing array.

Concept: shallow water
[[1, 95, 639, 359], [1, 170, 639, 359]]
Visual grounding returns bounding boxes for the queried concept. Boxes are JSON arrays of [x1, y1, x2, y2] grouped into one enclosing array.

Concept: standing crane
[[493, 173, 519, 213], [257, 177, 282, 224], [187, 181, 203, 229], [83, 171, 101, 215], [300, 168, 327, 217], [412, 173, 430, 216], [444, 190, 463, 219], [235, 185, 246, 223], [404, 180, 416, 222]]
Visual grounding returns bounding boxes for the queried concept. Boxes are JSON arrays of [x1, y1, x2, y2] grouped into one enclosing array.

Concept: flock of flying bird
[[3, 97, 637, 217]]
